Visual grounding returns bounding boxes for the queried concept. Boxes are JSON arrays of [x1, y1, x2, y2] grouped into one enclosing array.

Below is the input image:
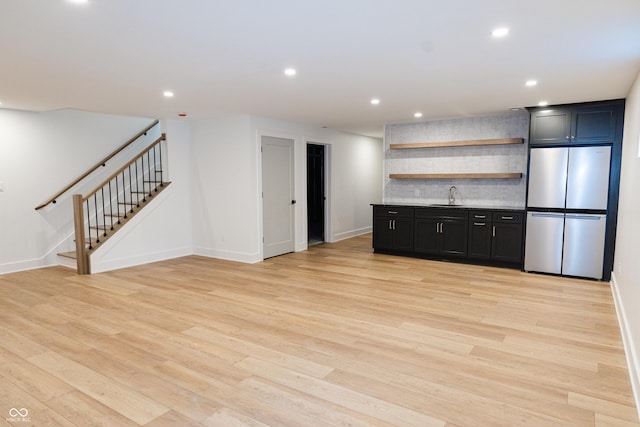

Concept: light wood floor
[[0, 234, 638, 426]]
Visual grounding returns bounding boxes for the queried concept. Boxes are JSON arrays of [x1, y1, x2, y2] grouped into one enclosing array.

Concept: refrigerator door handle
[[530, 213, 565, 219], [565, 214, 604, 220]]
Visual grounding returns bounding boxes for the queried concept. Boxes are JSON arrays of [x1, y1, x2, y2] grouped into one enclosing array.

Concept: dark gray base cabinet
[[373, 205, 524, 269], [415, 209, 468, 258], [372, 206, 414, 252], [468, 212, 492, 260]]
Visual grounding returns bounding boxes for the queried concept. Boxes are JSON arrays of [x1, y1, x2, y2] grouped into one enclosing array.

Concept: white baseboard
[[193, 247, 261, 264], [0, 258, 50, 275], [332, 226, 372, 242], [0, 250, 68, 275], [91, 247, 193, 274], [610, 272, 640, 420]]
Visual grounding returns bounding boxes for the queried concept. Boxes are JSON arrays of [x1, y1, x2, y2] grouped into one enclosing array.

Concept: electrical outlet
[[414, 188, 420, 197]]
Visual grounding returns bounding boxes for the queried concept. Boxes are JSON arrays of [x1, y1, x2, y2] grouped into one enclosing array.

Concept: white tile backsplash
[[384, 112, 530, 207]]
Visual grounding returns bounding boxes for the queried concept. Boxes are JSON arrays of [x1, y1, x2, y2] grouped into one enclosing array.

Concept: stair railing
[[73, 133, 167, 274], [35, 119, 160, 211]]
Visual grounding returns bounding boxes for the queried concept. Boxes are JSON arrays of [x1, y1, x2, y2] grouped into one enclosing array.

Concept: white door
[[262, 136, 295, 258]]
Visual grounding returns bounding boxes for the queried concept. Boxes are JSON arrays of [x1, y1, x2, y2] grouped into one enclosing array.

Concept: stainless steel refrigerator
[[524, 146, 610, 279]]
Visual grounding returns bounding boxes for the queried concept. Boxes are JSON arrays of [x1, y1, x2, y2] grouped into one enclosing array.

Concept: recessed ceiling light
[[510, 107, 521, 111], [492, 27, 509, 38], [538, 101, 549, 107], [525, 80, 538, 87], [414, 112, 423, 118], [370, 98, 380, 105], [163, 91, 174, 98], [284, 68, 297, 77], [68, 0, 89, 4]]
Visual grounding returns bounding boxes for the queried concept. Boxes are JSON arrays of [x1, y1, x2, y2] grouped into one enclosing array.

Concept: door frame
[[306, 139, 332, 244]]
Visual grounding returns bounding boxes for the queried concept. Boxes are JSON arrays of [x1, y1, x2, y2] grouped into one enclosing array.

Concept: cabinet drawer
[[415, 208, 468, 221], [373, 206, 414, 218], [492, 212, 523, 224], [469, 211, 491, 223]]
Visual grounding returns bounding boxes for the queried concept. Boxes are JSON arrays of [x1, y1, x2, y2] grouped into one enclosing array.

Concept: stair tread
[[58, 251, 77, 259]]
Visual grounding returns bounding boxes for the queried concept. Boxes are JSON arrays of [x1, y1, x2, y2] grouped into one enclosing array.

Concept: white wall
[[191, 114, 383, 263], [612, 70, 640, 410], [191, 115, 260, 262], [0, 109, 157, 274]]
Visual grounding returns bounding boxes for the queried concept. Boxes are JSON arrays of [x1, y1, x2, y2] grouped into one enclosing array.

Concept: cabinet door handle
[[474, 222, 486, 226], [440, 223, 444, 233], [393, 219, 396, 230], [388, 211, 398, 214], [501, 216, 513, 220], [492, 226, 496, 237], [388, 219, 392, 230], [474, 215, 486, 219]]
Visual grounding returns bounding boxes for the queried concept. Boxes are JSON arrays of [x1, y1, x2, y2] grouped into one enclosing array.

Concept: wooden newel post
[[72, 194, 90, 274]]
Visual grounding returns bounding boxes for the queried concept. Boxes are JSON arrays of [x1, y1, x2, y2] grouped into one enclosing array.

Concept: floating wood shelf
[[390, 137, 524, 150], [389, 173, 523, 180]]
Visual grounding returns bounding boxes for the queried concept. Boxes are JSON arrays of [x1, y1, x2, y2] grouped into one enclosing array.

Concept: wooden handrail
[[35, 119, 160, 210], [83, 134, 165, 201]]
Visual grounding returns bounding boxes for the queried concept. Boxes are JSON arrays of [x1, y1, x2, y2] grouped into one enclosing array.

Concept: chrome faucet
[[448, 186, 457, 205]]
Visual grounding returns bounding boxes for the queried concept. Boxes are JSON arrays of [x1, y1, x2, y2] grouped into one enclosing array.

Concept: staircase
[[71, 134, 170, 274], [36, 120, 170, 274]]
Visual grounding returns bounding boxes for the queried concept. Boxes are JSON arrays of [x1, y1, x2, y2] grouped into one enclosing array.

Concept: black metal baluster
[[114, 175, 121, 223], [147, 150, 153, 198], [141, 153, 147, 202], [86, 199, 92, 250], [108, 180, 114, 230], [134, 157, 140, 207], [128, 165, 134, 213], [158, 141, 164, 187], [121, 171, 127, 219], [101, 187, 107, 236], [94, 193, 100, 243], [152, 145, 158, 192]]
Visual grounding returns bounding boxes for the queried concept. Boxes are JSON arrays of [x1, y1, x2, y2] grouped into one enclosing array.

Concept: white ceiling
[[1, 0, 639, 138]]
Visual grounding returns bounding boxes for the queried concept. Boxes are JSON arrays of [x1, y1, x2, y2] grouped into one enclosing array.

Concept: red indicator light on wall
[[177, 112, 187, 117]]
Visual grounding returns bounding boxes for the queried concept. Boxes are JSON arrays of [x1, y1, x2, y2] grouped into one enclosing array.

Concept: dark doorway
[[307, 144, 325, 246]]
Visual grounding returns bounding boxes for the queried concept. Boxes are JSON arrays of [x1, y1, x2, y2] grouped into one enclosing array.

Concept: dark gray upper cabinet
[[529, 101, 622, 145], [530, 110, 572, 145]]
